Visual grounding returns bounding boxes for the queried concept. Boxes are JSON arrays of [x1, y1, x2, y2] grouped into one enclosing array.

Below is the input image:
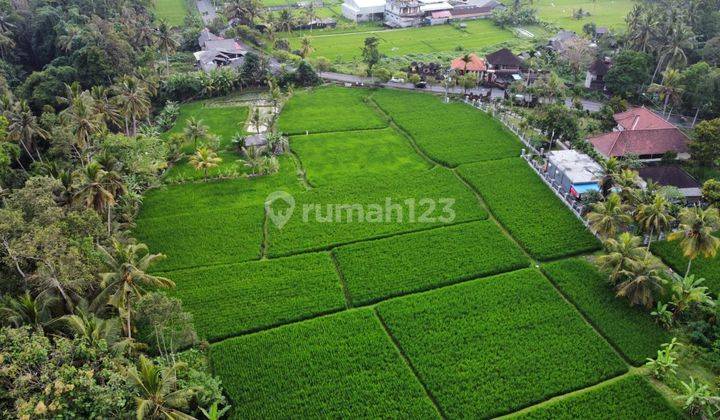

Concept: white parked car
[[390, 77, 405, 83]]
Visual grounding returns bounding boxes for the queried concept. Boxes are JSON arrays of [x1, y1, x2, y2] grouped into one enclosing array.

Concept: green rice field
[[284, 19, 516, 62], [135, 86, 679, 417], [525, 0, 637, 32], [154, 0, 190, 26], [651, 238, 720, 295]]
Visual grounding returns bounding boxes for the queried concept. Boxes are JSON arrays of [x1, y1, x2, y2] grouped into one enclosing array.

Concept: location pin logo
[[265, 191, 295, 229]]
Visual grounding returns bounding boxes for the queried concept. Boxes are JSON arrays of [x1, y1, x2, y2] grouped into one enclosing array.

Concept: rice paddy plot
[[290, 127, 431, 186], [163, 150, 247, 183], [371, 89, 522, 166], [138, 156, 301, 219], [134, 204, 265, 272], [165, 252, 346, 340], [277, 86, 387, 135], [154, 0, 190, 26], [210, 309, 440, 419], [542, 258, 672, 365], [265, 168, 488, 256], [285, 19, 515, 62], [376, 269, 627, 418], [334, 220, 529, 305], [458, 157, 600, 260], [163, 101, 249, 151], [512, 375, 681, 419], [524, 0, 637, 33], [651, 239, 720, 295]]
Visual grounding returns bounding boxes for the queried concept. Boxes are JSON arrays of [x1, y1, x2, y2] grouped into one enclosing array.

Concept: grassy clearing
[[512, 375, 681, 419], [524, 0, 636, 33], [376, 269, 627, 418], [277, 86, 387, 135], [165, 253, 345, 340], [210, 309, 440, 419], [154, 0, 189, 27], [334, 220, 529, 305], [285, 19, 514, 62], [371, 89, 522, 167], [164, 101, 249, 151], [266, 168, 487, 256], [458, 158, 600, 260], [542, 258, 672, 365], [290, 127, 430, 186], [651, 240, 720, 295]]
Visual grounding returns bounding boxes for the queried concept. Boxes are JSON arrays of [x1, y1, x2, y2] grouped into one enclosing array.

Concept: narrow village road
[[196, 0, 217, 25], [319, 71, 604, 112]]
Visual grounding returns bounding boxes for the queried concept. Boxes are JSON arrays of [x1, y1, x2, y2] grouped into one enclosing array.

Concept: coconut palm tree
[[299, 36, 314, 59], [90, 85, 122, 129], [183, 117, 208, 149], [598, 157, 622, 195], [189, 147, 222, 180], [96, 240, 174, 339], [113, 76, 150, 136], [611, 168, 643, 205], [277, 9, 295, 32], [74, 162, 127, 234], [156, 20, 178, 73], [596, 232, 646, 284], [587, 193, 633, 238], [651, 22, 695, 82], [0, 291, 54, 329], [250, 108, 263, 134], [668, 206, 720, 277], [615, 257, 665, 308], [127, 355, 196, 419], [626, 5, 657, 53], [647, 69, 684, 115], [6, 101, 49, 163], [669, 274, 714, 319], [636, 193, 675, 253], [60, 93, 103, 160]]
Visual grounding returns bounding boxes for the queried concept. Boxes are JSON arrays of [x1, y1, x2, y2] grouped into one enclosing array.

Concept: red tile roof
[[451, 53, 486, 72], [614, 107, 675, 130], [588, 129, 689, 158], [588, 106, 689, 158]]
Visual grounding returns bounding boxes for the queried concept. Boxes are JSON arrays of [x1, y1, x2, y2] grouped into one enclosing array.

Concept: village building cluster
[[341, 0, 504, 26]]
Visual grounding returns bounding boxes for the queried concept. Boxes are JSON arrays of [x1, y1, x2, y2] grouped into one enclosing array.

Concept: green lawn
[[155, 0, 190, 27], [525, 0, 637, 32], [285, 19, 515, 62], [376, 269, 627, 418], [290, 127, 431, 186], [210, 309, 440, 418]]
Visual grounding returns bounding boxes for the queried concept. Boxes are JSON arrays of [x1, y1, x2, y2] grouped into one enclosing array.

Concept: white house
[[342, 0, 386, 22]]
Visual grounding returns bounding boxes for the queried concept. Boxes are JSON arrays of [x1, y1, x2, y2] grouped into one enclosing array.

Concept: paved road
[[320, 71, 603, 112], [196, 0, 217, 25]]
